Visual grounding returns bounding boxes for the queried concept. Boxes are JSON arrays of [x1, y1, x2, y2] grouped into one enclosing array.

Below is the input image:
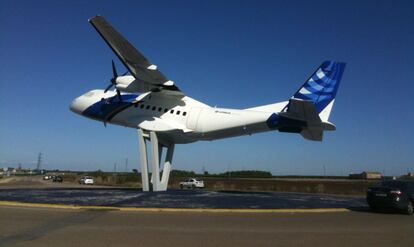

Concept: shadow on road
[[348, 206, 411, 216]]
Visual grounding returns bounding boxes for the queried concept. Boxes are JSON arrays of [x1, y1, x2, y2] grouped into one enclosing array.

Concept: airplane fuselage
[[70, 89, 287, 144]]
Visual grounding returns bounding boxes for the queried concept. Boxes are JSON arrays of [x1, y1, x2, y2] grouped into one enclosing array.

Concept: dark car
[[367, 180, 414, 215], [52, 175, 63, 183]]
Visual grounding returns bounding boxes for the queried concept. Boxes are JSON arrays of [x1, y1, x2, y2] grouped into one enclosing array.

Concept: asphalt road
[[0, 206, 413, 247]]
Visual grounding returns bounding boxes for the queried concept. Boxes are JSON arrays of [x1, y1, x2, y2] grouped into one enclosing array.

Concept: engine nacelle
[[115, 75, 136, 92]]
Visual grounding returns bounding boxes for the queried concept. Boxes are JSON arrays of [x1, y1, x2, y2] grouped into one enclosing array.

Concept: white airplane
[[70, 16, 346, 191]]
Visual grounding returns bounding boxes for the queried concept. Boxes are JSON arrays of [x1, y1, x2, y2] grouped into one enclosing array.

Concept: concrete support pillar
[[137, 129, 149, 191], [137, 129, 174, 192]]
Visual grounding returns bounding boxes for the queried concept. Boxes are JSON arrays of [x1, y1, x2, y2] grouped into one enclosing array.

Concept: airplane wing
[[89, 16, 182, 96]]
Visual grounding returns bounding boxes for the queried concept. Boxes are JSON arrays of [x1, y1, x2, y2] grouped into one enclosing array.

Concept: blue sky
[[1, 0, 413, 176]]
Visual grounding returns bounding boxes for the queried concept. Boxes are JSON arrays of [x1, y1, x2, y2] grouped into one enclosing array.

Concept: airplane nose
[[69, 98, 83, 114]]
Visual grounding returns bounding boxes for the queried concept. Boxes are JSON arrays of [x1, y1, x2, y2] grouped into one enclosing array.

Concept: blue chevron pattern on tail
[[293, 61, 346, 113]]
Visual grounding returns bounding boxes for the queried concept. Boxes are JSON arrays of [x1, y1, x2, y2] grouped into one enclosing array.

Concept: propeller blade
[[107, 60, 118, 93], [111, 60, 118, 79], [104, 83, 113, 93], [116, 89, 122, 101]]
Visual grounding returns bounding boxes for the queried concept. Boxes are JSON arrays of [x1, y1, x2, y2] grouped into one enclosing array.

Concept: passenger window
[[170, 110, 174, 114], [146, 105, 150, 110], [140, 104, 144, 109], [177, 111, 180, 115], [183, 112, 187, 116], [164, 109, 168, 113], [152, 106, 156, 111], [158, 107, 162, 112]]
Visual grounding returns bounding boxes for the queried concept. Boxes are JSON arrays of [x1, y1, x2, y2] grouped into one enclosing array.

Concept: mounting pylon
[[137, 129, 174, 192]]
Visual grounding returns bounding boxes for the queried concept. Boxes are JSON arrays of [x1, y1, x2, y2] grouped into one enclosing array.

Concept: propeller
[[104, 60, 123, 101]]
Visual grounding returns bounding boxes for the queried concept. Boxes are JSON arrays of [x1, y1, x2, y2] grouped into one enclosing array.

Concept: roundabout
[[0, 188, 366, 212]]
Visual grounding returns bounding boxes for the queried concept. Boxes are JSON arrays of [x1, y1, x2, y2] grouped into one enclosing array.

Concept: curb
[[0, 201, 350, 213]]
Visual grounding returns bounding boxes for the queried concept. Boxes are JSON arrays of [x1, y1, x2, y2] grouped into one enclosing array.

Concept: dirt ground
[[0, 176, 108, 189]]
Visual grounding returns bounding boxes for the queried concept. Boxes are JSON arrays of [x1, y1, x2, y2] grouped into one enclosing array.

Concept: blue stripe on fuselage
[[266, 112, 307, 132], [266, 113, 280, 129], [82, 93, 139, 121]]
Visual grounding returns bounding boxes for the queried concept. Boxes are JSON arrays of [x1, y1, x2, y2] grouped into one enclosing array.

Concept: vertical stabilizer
[[292, 61, 346, 121]]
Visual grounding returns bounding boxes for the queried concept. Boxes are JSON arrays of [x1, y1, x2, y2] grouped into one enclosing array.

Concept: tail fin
[[292, 61, 346, 121], [273, 61, 345, 141]]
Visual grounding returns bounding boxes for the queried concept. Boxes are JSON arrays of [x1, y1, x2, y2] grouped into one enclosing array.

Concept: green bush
[[62, 173, 78, 183], [218, 170, 272, 178]]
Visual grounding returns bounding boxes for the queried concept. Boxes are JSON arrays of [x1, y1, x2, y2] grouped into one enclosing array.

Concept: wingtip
[[323, 60, 347, 65], [88, 15, 102, 23]]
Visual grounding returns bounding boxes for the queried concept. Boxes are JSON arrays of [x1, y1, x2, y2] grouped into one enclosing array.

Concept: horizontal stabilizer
[[279, 99, 321, 124], [301, 128, 323, 141], [279, 99, 336, 141]]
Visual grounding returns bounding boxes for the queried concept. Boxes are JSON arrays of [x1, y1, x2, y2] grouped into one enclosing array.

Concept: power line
[[36, 152, 42, 171]]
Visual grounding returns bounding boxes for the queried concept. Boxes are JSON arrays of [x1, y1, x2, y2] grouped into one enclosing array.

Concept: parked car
[[52, 175, 63, 183], [79, 176, 94, 185], [43, 175, 51, 180], [367, 180, 414, 215], [179, 178, 205, 189]]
